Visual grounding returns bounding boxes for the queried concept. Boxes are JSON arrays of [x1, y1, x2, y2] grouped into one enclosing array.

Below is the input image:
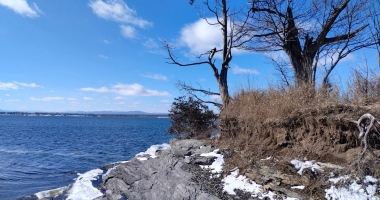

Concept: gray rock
[[96, 145, 220, 200], [170, 138, 206, 156], [188, 154, 217, 165], [194, 145, 216, 155], [20, 139, 221, 200]]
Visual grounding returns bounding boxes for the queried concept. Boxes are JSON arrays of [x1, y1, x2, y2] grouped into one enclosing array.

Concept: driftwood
[[352, 113, 380, 159]]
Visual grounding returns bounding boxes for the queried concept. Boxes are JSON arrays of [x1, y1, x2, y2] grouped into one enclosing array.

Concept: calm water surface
[[0, 115, 172, 200]]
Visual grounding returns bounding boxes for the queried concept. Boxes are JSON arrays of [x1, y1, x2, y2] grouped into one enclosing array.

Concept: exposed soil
[[206, 104, 380, 199]]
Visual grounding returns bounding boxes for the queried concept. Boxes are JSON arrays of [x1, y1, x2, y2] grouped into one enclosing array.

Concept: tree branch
[[323, 25, 368, 45]]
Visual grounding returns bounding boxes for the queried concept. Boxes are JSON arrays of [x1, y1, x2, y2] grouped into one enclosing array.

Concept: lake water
[[0, 115, 172, 200]]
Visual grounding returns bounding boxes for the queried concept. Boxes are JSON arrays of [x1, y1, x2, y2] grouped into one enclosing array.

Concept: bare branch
[[323, 25, 368, 45], [162, 41, 209, 66], [315, 0, 350, 45], [176, 81, 222, 108], [352, 113, 380, 159], [177, 81, 220, 96]]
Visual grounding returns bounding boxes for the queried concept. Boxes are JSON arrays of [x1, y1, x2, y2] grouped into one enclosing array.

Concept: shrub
[[168, 96, 217, 138]]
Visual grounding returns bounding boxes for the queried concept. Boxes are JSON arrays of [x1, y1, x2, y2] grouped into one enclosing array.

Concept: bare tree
[[163, 0, 253, 107], [368, 0, 380, 67], [245, 0, 377, 88]]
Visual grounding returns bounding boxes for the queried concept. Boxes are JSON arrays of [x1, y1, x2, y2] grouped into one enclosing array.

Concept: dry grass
[[209, 74, 380, 199]]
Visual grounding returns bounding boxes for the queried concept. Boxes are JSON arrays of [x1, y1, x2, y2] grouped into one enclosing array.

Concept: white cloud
[[89, 0, 151, 28], [98, 54, 109, 59], [30, 97, 64, 101], [180, 18, 222, 56], [5, 94, 10, 96], [0, 98, 2, 101], [80, 83, 170, 97], [317, 50, 356, 67], [120, 25, 136, 38], [115, 102, 125, 105], [67, 98, 77, 101], [83, 97, 93, 101], [114, 83, 169, 96], [179, 18, 248, 58], [142, 74, 167, 81], [0, 0, 42, 18], [232, 65, 259, 75], [160, 100, 170, 104], [6, 99, 20, 102], [13, 81, 42, 88], [80, 87, 110, 93], [209, 95, 221, 101], [0, 82, 18, 90], [114, 96, 125, 100], [142, 38, 165, 54], [143, 38, 158, 49], [103, 39, 110, 44], [0, 81, 42, 90]]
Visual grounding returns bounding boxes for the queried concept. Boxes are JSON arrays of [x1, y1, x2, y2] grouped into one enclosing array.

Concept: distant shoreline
[[0, 112, 168, 118]]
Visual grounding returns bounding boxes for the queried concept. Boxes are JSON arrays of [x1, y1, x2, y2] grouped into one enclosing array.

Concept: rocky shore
[[20, 138, 380, 200], [20, 139, 241, 200]]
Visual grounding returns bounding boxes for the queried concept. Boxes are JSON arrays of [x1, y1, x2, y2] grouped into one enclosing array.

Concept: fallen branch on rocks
[[351, 113, 380, 159]]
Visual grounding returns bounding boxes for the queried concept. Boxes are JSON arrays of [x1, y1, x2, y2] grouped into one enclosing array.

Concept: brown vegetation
[[206, 73, 380, 198]]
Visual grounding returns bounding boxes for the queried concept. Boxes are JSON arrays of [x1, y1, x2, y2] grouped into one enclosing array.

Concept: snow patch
[[223, 169, 272, 198], [261, 156, 272, 161], [135, 143, 170, 160], [328, 175, 350, 184], [102, 165, 118, 178], [290, 159, 323, 175], [364, 175, 378, 184], [325, 175, 379, 200], [200, 149, 224, 173], [291, 185, 305, 190], [67, 169, 103, 200], [35, 186, 68, 199]]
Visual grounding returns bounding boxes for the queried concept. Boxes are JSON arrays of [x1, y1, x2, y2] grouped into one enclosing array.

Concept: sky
[[0, 0, 378, 113]]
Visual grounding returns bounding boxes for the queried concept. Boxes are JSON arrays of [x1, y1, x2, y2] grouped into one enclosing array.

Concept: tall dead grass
[[345, 68, 380, 105], [223, 67, 380, 129], [222, 84, 342, 127]]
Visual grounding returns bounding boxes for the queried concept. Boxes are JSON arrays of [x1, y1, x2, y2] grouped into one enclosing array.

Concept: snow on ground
[[135, 143, 170, 161], [200, 149, 224, 173], [66, 168, 104, 200], [291, 185, 305, 190], [325, 175, 380, 200], [35, 186, 68, 199], [102, 164, 118, 178], [261, 156, 272, 161], [200, 150, 288, 199], [290, 159, 324, 175], [202, 153, 380, 200], [223, 169, 278, 199]]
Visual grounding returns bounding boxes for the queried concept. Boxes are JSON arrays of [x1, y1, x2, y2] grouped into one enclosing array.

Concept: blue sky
[[0, 0, 378, 113]]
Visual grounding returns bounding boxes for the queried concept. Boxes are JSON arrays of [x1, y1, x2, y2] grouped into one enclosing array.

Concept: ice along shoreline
[[20, 138, 380, 200]]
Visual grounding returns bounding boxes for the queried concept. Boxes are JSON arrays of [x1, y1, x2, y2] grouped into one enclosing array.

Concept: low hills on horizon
[[0, 109, 168, 116]]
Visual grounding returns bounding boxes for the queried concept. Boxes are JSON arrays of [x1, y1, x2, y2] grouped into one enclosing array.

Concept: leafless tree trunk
[[245, 0, 377, 88], [163, 0, 253, 108]]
